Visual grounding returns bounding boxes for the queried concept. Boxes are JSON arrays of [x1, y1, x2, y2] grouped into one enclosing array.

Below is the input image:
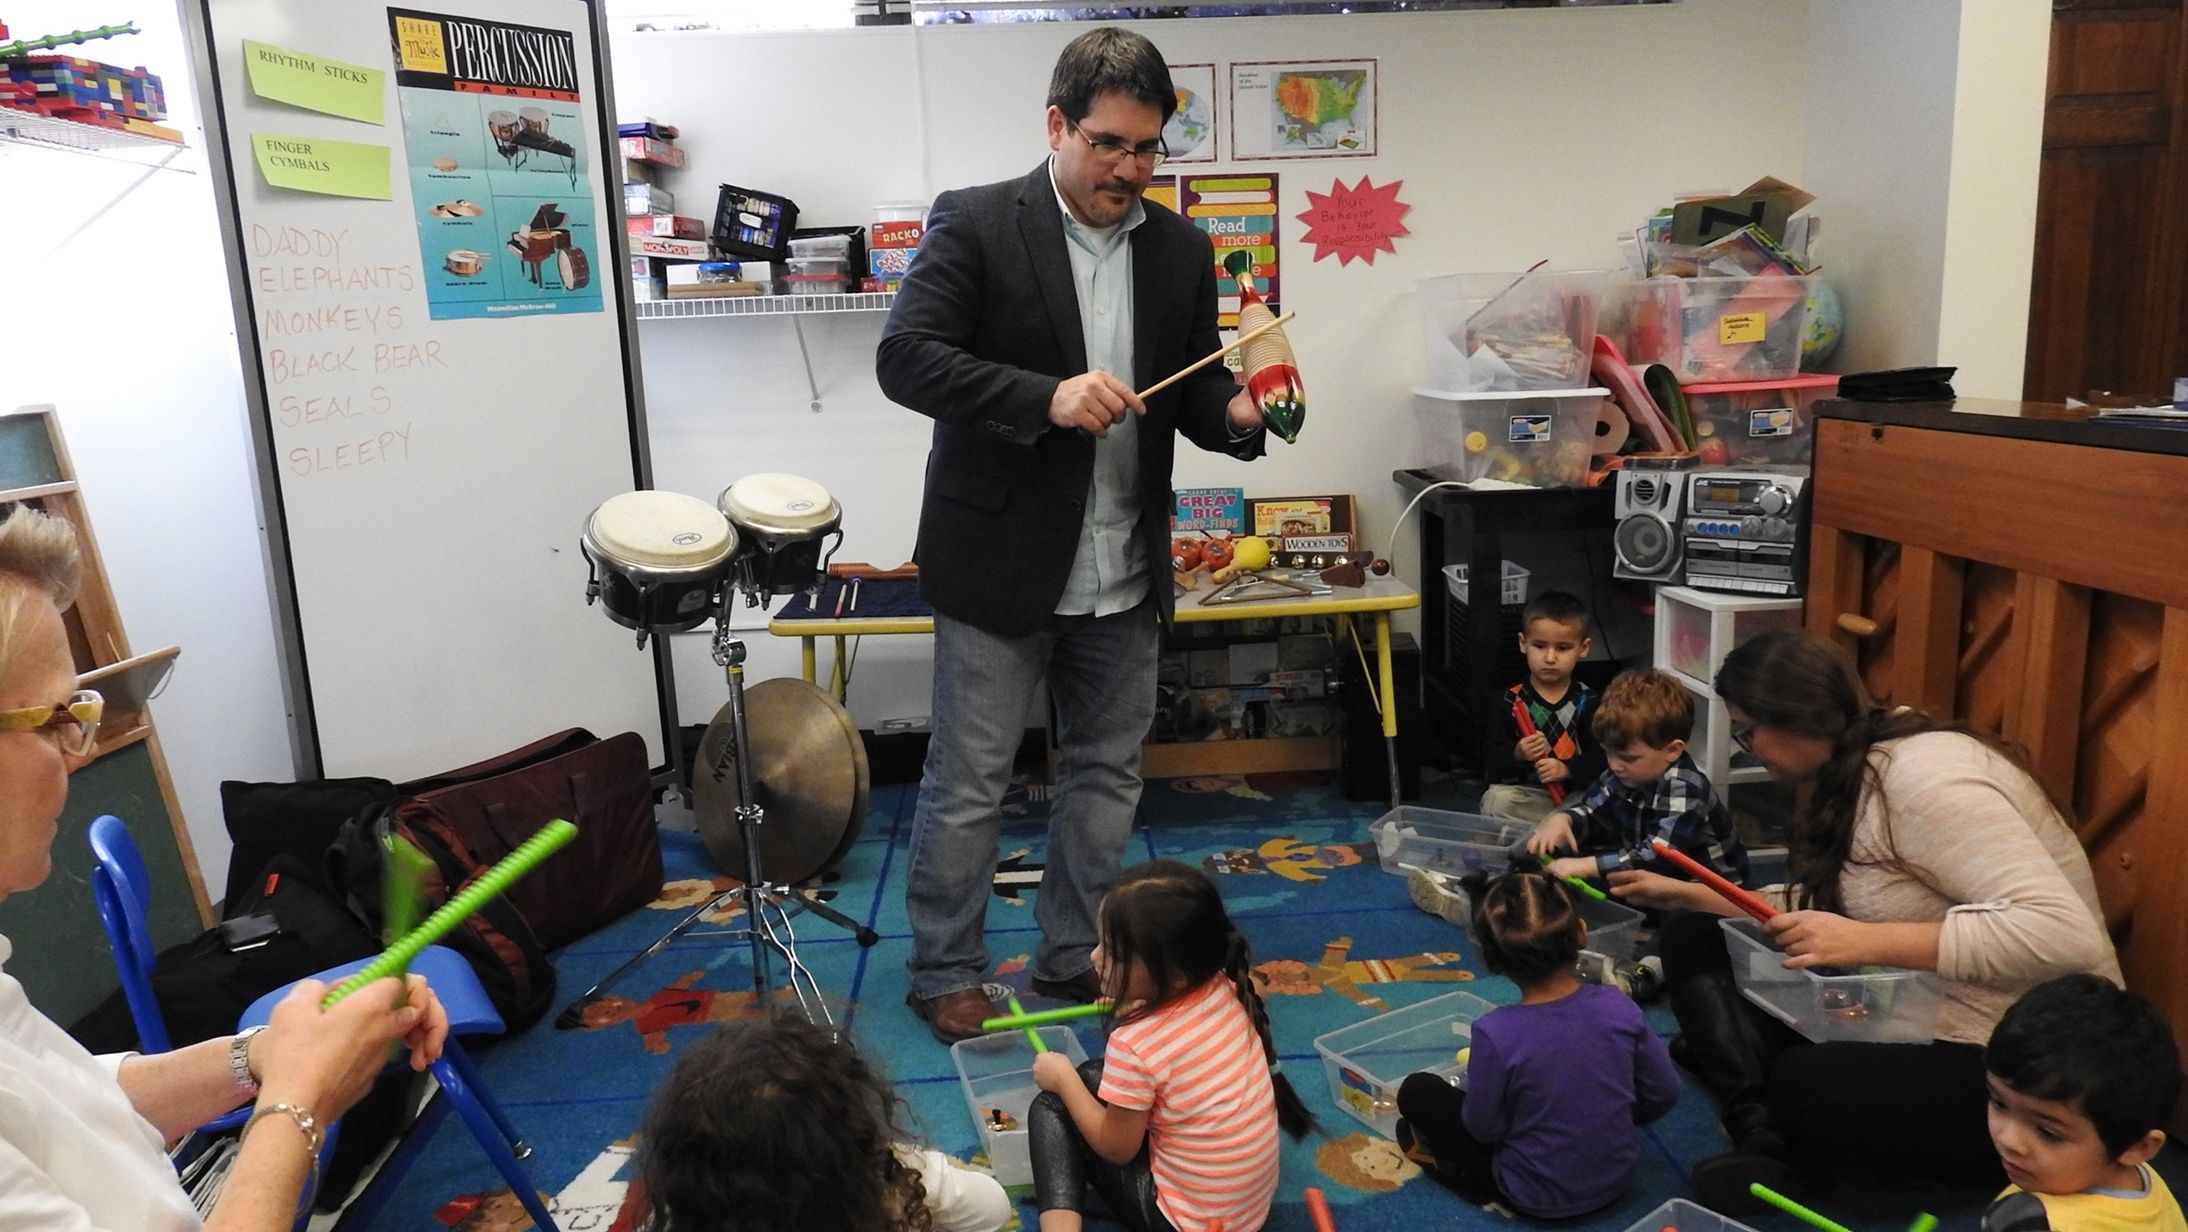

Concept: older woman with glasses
[[0, 507, 449, 1231], [1608, 628, 2118, 1213]]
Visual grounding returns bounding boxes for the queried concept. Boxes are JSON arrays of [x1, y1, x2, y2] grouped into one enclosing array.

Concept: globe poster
[[1230, 58, 1376, 160], [1163, 63, 1218, 165]]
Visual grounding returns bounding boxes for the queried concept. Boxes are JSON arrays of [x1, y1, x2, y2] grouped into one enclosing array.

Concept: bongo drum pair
[[579, 474, 842, 639]]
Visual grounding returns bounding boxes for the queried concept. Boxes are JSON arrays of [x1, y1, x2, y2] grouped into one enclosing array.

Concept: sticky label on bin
[[1507, 415, 1550, 444], [1748, 407, 1795, 437], [1719, 312, 1766, 344], [1336, 1065, 1379, 1116]]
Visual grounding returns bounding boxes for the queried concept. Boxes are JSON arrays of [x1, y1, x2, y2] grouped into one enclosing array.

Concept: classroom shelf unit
[[1652, 585, 1802, 790], [632, 291, 896, 319]]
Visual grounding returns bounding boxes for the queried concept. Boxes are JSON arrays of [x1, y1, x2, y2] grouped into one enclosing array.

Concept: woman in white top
[[1612, 629, 2120, 1214], [0, 507, 450, 1231]]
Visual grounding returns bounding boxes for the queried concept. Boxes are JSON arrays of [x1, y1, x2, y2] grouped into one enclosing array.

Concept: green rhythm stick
[[1749, 1183, 1855, 1232], [323, 819, 576, 1009], [1536, 854, 1608, 902], [981, 999, 1111, 1032], [1905, 1215, 1937, 1232], [1007, 995, 1048, 1054], [382, 832, 434, 947]]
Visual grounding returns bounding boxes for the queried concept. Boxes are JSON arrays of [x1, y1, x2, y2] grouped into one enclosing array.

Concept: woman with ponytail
[[1028, 859, 1312, 1232], [1610, 629, 2119, 1212]]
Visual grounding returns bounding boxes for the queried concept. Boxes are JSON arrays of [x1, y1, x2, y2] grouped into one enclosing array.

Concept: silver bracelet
[[227, 1025, 265, 1093], [240, 1101, 322, 1216]]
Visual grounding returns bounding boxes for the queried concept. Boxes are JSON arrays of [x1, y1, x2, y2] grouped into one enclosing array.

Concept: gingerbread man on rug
[[576, 970, 766, 1053], [1253, 936, 1474, 1012]]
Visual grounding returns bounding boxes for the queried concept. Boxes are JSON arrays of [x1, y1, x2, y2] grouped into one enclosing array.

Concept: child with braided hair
[[1028, 859, 1314, 1232], [1396, 871, 1681, 1218]]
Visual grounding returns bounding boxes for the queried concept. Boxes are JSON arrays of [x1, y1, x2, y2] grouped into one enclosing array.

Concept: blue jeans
[[905, 600, 1159, 999]]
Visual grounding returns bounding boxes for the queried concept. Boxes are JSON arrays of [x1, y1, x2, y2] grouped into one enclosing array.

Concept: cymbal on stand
[[693, 677, 869, 886]]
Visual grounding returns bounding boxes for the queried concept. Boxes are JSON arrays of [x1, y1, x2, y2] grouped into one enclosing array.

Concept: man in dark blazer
[[877, 27, 1268, 1042]]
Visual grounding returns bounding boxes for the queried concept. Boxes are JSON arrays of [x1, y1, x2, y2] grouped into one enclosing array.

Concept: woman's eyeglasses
[[1729, 719, 1758, 756], [0, 689, 104, 757], [1071, 124, 1168, 169]]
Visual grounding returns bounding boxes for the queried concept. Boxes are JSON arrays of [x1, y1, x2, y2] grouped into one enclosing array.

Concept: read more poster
[[389, 8, 603, 320], [1180, 173, 1278, 330]]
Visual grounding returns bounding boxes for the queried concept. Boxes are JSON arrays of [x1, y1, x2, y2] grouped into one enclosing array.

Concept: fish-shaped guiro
[[1225, 249, 1304, 444]]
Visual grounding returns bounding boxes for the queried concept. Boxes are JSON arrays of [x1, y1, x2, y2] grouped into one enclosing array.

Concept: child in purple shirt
[[1396, 871, 1682, 1218]]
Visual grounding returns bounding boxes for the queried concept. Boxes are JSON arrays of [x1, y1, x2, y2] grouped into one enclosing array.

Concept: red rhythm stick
[[1511, 699, 1565, 805], [1650, 837, 1776, 921], [1305, 1187, 1337, 1232]]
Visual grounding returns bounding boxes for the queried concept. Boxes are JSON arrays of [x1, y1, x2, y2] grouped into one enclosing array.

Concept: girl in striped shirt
[[1028, 860, 1314, 1232]]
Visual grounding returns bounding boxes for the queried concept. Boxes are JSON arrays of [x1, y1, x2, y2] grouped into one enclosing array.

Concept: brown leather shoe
[[906, 988, 1000, 1045]]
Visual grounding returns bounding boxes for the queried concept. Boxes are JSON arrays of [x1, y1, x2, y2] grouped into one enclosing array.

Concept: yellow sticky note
[[252, 134, 392, 200], [243, 40, 385, 126], [392, 16, 447, 74], [1719, 311, 1766, 345]]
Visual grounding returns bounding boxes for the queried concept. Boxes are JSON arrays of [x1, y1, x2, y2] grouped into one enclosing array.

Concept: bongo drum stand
[[556, 601, 877, 1031]]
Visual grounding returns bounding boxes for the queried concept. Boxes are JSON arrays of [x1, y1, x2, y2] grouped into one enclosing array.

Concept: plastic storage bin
[[1418, 270, 1606, 392], [1682, 374, 1838, 467], [1442, 561, 1530, 607], [1577, 894, 1645, 963], [951, 1026, 1090, 1186], [713, 184, 800, 260], [1370, 806, 1529, 876], [1720, 917, 1946, 1044], [1623, 275, 1815, 383], [1414, 388, 1606, 488], [1314, 990, 1495, 1138], [1621, 1198, 1761, 1232]]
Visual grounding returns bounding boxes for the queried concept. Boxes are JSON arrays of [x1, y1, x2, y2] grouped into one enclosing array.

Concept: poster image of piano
[[390, 7, 603, 320]]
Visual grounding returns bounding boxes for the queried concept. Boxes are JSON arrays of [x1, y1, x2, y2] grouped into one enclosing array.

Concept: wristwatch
[[229, 1024, 267, 1093]]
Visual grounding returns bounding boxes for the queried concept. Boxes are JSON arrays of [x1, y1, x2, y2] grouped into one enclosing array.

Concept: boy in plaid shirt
[[1524, 669, 1749, 886]]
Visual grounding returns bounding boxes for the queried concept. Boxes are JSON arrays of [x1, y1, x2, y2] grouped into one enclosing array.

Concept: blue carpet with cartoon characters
[[333, 770, 2180, 1232]]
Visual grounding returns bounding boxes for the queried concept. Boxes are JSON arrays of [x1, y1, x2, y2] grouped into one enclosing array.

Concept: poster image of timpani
[[391, 8, 602, 321], [1181, 174, 1276, 330], [1229, 59, 1376, 160]]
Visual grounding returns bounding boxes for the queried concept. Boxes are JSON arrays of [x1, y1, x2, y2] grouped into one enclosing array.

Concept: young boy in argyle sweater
[[1480, 591, 1604, 825]]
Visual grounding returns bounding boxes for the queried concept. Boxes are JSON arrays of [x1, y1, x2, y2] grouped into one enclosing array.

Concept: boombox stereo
[[1681, 466, 1810, 597], [1612, 456, 1697, 582]]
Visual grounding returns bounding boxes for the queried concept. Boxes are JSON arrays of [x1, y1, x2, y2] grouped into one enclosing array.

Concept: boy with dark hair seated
[[1480, 590, 1605, 823], [1983, 974, 2185, 1232]]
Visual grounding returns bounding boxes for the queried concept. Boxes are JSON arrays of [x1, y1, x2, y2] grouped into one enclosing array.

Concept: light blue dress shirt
[[1048, 158, 1149, 618]]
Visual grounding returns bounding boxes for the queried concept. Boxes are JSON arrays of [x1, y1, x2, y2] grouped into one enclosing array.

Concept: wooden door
[[2024, 0, 2188, 403]]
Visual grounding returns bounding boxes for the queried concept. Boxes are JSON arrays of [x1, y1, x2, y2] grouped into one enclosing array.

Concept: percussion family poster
[[389, 8, 603, 321]]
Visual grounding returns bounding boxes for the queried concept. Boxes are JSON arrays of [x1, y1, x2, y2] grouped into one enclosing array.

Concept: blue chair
[[88, 814, 560, 1231]]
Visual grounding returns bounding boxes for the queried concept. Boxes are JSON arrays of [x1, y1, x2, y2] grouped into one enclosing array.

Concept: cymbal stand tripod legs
[[554, 619, 872, 1031]]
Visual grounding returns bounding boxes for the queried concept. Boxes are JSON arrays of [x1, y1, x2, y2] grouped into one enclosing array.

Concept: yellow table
[[769, 574, 1421, 806]]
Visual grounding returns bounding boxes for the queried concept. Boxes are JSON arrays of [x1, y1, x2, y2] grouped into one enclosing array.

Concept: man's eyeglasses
[[0, 689, 103, 757], [1071, 124, 1167, 169]]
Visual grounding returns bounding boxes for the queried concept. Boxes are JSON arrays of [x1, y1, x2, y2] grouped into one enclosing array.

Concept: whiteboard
[[186, 0, 666, 779]]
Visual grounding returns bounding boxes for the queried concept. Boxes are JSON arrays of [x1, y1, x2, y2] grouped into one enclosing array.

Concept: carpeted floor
[[334, 771, 2185, 1232]]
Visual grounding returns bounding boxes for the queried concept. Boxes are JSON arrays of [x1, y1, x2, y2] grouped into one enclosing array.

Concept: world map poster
[[1230, 59, 1377, 160]]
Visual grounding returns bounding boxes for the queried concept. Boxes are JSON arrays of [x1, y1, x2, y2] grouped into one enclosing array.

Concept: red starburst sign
[[1295, 177, 1411, 266]]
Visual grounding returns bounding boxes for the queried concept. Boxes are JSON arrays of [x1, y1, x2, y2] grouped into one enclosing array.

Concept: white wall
[[0, 0, 295, 902], [612, 0, 1815, 729], [0, 0, 2052, 897], [1803, 0, 2049, 398]]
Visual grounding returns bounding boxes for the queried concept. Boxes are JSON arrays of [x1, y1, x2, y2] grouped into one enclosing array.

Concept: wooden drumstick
[[1136, 310, 1298, 401]]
